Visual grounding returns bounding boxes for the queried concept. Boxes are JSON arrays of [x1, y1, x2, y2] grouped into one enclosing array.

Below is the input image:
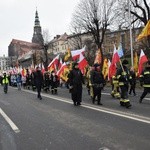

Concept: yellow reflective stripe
[[119, 82, 124, 85], [140, 75, 143, 77], [143, 85, 150, 87], [120, 99, 129, 102], [144, 71, 150, 75], [113, 81, 118, 84], [117, 75, 121, 79], [122, 72, 126, 75]]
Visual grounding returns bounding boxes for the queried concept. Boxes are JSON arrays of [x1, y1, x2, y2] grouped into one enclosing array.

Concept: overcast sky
[[0, 0, 80, 56]]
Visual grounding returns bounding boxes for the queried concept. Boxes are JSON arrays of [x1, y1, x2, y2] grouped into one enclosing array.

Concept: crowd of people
[[0, 59, 150, 108]]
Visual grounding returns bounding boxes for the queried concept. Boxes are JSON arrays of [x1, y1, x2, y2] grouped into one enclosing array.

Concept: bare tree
[[71, 0, 118, 66], [116, 0, 150, 55], [42, 29, 51, 71]]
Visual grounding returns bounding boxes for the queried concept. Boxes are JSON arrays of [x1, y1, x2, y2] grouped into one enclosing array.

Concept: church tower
[[32, 9, 44, 45]]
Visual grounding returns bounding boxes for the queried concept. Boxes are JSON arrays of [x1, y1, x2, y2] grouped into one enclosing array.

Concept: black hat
[[73, 62, 78, 68], [122, 59, 129, 65], [93, 63, 100, 68]]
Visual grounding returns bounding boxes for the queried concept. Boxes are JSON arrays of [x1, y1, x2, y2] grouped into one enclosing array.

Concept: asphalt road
[[0, 85, 150, 150]]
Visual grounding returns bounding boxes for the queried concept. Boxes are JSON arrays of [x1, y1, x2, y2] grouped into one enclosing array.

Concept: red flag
[[48, 55, 59, 72], [57, 62, 67, 77], [112, 45, 120, 64], [109, 45, 120, 78], [138, 50, 148, 77], [71, 46, 85, 61], [78, 53, 88, 75]]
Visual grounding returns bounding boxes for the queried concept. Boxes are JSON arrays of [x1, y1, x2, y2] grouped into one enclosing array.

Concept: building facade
[[8, 10, 44, 68], [48, 27, 142, 57], [0, 55, 10, 71], [48, 33, 69, 54]]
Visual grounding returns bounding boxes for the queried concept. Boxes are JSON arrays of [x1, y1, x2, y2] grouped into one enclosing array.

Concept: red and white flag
[[138, 49, 148, 77], [78, 53, 88, 75], [58, 57, 63, 70], [57, 62, 67, 77], [71, 46, 86, 61], [109, 45, 120, 78], [48, 54, 59, 72], [112, 45, 120, 65]]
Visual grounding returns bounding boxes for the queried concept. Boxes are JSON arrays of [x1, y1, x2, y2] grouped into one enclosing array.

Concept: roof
[[10, 39, 42, 48]]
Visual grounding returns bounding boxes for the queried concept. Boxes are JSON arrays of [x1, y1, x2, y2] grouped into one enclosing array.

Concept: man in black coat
[[90, 64, 105, 105], [68, 62, 84, 106], [34, 67, 43, 100]]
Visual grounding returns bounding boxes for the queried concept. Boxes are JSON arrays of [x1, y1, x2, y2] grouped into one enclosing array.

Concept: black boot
[[139, 98, 142, 103]]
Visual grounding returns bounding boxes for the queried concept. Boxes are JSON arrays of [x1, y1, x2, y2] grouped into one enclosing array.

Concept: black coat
[[34, 70, 43, 86]]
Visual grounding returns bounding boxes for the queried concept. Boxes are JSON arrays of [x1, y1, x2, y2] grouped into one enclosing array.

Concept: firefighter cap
[[122, 59, 129, 65]]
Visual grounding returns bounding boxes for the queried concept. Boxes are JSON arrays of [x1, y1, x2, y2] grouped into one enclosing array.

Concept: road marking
[[144, 98, 150, 101], [23, 89, 150, 125], [0, 108, 20, 133]]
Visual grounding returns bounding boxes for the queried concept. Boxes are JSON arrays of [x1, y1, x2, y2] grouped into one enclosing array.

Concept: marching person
[[16, 73, 22, 90], [129, 67, 137, 96], [50, 71, 59, 94], [116, 59, 132, 108], [139, 60, 150, 103], [34, 67, 43, 100], [68, 62, 84, 106], [2, 72, 9, 93], [90, 64, 105, 105]]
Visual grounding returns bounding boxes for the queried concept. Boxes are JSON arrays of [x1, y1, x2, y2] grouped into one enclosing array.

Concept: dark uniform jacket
[[116, 66, 130, 86], [90, 70, 105, 88], [140, 67, 150, 87]]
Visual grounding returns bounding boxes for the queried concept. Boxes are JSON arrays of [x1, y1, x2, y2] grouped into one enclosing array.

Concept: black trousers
[[71, 85, 82, 103], [36, 84, 42, 98], [140, 87, 150, 100], [129, 83, 136, 95], [93, 87, 102, 104], [120, 84, 129, 99]]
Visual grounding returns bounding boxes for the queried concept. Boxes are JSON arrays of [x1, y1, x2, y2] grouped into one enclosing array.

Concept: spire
[[32, 9, 44, 45], [35, 9, 40, 26]]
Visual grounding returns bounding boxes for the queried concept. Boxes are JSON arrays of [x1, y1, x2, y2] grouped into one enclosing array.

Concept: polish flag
[[71, 46, 86, 61], [138, 49, 148, 77], [78, 53, 88, 75], [109, 45, 120, 78], [48, 54, 59, 72], [112, 45, 120, 65]]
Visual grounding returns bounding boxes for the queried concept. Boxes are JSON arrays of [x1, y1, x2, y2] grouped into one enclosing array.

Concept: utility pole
[[128, 0, 134, 67]]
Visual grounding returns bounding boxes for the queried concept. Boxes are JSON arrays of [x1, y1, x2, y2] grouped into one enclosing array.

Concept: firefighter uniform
[[116, 60, 132, 108], [111, 75, 120, 99], [139, 61, 150, 103]]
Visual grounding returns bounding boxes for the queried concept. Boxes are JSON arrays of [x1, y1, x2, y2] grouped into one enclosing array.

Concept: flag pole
[[119, 60, 125, 72], [128, 0, 134, 67]]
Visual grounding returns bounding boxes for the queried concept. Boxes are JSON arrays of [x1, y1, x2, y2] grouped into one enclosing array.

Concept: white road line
[[144, 98, 150, 101], [0, 108, 20, 133], [23, 89, 150, 125]]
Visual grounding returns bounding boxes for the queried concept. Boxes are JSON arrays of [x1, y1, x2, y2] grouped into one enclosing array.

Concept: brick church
[[8, 9, 44, 67]]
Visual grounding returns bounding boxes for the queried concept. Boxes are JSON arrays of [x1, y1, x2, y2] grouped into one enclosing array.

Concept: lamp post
[[128, 0, 133, 67]]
